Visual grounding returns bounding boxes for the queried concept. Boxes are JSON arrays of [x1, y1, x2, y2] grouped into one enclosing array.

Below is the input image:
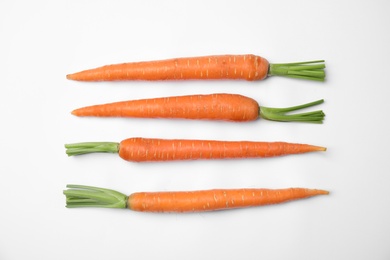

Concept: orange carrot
[[64, 185, 329, 212], [66, 54, 326, 82], [71, 93, 325, 123], [65, 137, 326, 162]]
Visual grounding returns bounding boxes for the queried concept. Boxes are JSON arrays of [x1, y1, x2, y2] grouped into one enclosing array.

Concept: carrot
[[66, 54, 325, 82], [71, 93, 325, 123], [65, 137, 326, 162], [64, 184, 329, 213]]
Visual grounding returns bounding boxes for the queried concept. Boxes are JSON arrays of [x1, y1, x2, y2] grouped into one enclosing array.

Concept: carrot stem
[[64, 184, 127, 208], [65, 142, 119, 156], [268, 60, 326, 81], [259, 99, 325, 123]]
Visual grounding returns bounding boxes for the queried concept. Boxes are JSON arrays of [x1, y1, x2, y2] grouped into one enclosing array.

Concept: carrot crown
[[64, 184, 127, 208], [268, 60, 325, 81], [259, 99, 325, 123], [65, 142, 119, 156]]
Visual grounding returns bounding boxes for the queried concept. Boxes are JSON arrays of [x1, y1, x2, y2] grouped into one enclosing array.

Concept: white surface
[[1, 0, 390, 259]]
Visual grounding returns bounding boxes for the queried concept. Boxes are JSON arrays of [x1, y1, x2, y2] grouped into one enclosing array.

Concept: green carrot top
[[268, 60, 326, 81]]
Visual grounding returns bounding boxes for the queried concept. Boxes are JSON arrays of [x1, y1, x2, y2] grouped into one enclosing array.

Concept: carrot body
[[65, 138, 326, 162], [128, 188, 329, 213], [72, 93, 259, 122], [116, 138, 325, 162], [64, 185, 329, 212], [66, 54, 269, 82], [72, 93, 325, 123]]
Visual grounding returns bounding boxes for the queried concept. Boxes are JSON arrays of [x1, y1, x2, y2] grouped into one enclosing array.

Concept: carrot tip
[[309, 145, 326, 152], [317, 189, 330, 195], [319, 146, 327, 151], [307, 188, 329, 196]]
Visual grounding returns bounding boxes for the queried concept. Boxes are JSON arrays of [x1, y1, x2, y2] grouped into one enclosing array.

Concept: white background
[[1, 0, 390, 259]]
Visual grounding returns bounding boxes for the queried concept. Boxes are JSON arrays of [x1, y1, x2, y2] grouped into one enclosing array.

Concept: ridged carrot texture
[[72, 93, 325, 123], [65, 137, 326, 162], [64, 185, 329, 213], [66, 54, 325, 82]]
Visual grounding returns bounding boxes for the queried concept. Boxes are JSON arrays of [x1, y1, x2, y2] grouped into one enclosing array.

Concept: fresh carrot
[[65, 137, 326, 162], [64, 184, 329, 213], [66, 54, 325, 82], [71, 93, 325, 123]]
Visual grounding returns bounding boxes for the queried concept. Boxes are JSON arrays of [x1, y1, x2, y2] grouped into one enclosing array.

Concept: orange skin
[[128, 188, 329, 213], [72, 94, 260, 122], [118, 138, 326, 162], [66, 54, 269, 81]]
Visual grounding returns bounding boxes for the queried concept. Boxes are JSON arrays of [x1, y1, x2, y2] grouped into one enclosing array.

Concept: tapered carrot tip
[[71, 109, 80, 116], [309, 189, 330, 196], [298, 144, 326, 154], [315, 146, 327, 152], [66, 74, 73, 80], [71, 106, 96, 116], [71, 107, 98, 116], [67, 73, 85, 81]]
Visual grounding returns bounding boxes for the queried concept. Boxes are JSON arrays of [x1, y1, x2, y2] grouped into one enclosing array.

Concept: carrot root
[[65, 138, 326, 162], [63, 185, 329, 212], [71, 93, 260, 122], [71, 93, 325, 123], [66, 55, 325, 82], [66, 54, 269, 81]]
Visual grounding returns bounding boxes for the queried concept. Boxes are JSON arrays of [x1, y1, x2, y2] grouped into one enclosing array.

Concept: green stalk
[[65, 142, 119, 156], [259, 99, 325, 123], [64, 184, 127, 208], [269, 60, 326, 81]]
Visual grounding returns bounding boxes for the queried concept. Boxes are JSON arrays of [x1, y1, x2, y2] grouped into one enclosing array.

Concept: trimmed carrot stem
[[64, 185, 329, 213], [64, 142, 119, 156], [71, 93, 325, 123], [66, 55, 325, 82], [259, 99, 325, 123], [268, 60, 326, 81], [65, 137, 326, 162], [64, 185, 127, 208]]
